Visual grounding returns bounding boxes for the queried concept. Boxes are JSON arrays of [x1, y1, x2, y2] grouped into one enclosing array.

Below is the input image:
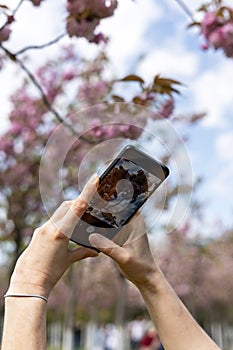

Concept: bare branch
[[14, 32, 66, 56], [173, 0, 195, 21], [12, 0, 25, 16], [0, 0, 25, 32], [0, 44, 95, 144]]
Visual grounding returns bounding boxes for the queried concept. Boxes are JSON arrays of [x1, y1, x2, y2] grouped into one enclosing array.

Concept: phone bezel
[[99, 145, 169, 183], [70, 145, 170, 247]]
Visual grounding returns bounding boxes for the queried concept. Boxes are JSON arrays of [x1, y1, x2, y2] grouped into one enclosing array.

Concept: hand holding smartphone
[[71, 145, 169, 248]]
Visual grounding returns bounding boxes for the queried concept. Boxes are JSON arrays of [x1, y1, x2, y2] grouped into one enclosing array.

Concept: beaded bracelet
[[4, 293, 48, 303]]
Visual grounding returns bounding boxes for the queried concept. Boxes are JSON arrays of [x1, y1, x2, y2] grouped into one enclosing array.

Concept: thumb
[[89, 234, 126, 263], [69, 246, 98, 263]]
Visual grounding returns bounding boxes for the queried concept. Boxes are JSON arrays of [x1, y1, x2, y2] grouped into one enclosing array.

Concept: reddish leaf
[[151, 75, 182, 96], [197, 4, 209, 12], [111, 95, 125, 102], [187, 21, 201, 28], [118, 74, 144, 84]]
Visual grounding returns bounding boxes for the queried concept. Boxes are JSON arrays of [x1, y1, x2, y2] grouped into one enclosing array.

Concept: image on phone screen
[[71, 146, 169, 248]]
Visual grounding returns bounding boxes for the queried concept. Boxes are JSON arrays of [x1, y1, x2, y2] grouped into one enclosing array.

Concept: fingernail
[[89, 233, 114, 249], [89, 233, 102, 247], [88, 173, 99, 186]]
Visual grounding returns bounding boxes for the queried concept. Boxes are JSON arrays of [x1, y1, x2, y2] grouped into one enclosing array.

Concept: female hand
[[89, 214, 159, 290], [7, 174, 99, 298]]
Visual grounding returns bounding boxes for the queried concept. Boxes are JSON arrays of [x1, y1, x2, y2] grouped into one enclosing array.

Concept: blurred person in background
[[139, 325, 161, 350], [129, 316, 146, 350]]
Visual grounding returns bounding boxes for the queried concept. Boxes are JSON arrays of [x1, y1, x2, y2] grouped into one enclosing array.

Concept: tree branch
[[0, 43, 95, 144], [172, 0, 195, 21], [12, 0, 25, 16], [0, 0, 25, 32], [14, 32, 66, 56]]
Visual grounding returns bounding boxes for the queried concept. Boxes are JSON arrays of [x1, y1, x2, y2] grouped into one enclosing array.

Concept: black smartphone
[[70, 145, 169, 248]]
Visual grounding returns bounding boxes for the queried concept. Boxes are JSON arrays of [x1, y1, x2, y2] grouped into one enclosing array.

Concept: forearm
[[138, 267, 221, 350], [2, 297, 47, 350]]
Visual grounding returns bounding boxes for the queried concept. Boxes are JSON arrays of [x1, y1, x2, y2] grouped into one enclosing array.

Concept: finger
[[69, 246, 99, 263], [71, 173, 99, 217], [49, 174, 99, 239], [89, 233, 128, 264]]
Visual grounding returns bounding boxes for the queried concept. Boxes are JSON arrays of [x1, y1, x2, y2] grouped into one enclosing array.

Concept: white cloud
[[216, 131, 233, 162], [191, 61, 233, 127], [137, 48, 200, 82], [99, 0, 164, 75], [205, 131, 233, 203]]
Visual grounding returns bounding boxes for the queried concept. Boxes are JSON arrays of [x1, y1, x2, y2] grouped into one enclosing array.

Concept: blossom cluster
[[0, 26, 11, 43], [0, 0, 117, 45], [30, 0, 44, 6], [200, 6, 233, 57], [66, 0, 118, 43]]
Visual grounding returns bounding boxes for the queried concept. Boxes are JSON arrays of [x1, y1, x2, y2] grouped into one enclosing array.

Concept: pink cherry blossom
[[158, 97, 174, 118], [10, 122, 22, 136], [201, 12, 220, 40], [222, 22, 233, 45], [0, 26, 11, 43], [30, 0, 44, 6], [66, 17, 100, 41], [66, 0, 117, 42], [200, 7, 233, 58], [221, 22, 233, 57]]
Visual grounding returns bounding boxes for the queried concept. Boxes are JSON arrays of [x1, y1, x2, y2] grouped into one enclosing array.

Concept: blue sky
[[0, 0, 233, 234], [99, 0, 233, 232]]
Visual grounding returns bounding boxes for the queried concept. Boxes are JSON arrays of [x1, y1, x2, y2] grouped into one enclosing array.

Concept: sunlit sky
[[0, 0, 233, 233]]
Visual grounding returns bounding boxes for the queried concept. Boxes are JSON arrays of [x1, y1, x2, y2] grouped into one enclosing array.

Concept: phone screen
[[71, 146, 169, 248], [82, 158, 163, 228]]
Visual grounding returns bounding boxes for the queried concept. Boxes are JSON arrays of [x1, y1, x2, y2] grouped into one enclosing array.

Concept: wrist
[[8, 256, 55, 297], [8, 267, 52, 298], [7, 280, 50, 299], [136, 266, 167, 296]]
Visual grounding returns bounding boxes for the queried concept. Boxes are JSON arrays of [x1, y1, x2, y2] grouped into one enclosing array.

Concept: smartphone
[[70, 145, 169, 248]]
